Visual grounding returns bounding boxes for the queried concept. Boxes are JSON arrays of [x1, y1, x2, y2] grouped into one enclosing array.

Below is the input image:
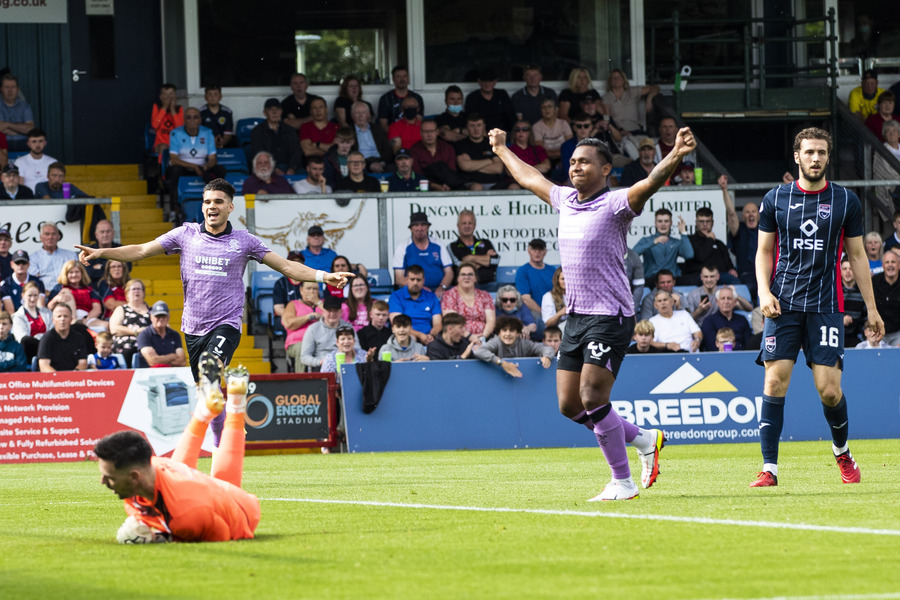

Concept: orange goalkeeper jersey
[[123, 456, 260, 542]]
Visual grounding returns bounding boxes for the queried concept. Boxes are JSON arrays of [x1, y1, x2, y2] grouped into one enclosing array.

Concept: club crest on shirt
[[765, 335, 776, 353], [227, 239, 241, 252], [818, 203, 831, 220]]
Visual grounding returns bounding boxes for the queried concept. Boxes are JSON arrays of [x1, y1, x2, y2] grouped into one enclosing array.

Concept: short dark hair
[[306, 155, 325, 166], [26, 128, 46, 140], [94, 431, 153, 470], [48, 161, 66, 174], [524, 64, 542, 73], [203, 178, 235, 201], [205, 85, 222, 93], [496, 316, 523, 333], [877, 90, 895, 105], [701, 264, 719, 273], [655, 208, 672, 218], [392, 313, 412, 327], [570, 112, 591, 123], [656, 268, 675, 281], [405, 264, 424, 277], [1, 73, 18, 85], [793, 127, 832, 154], [441, 312, 466, 328], [543, 325, 562, 339], [336, 326, 356, 340], [696, 207, 713, 218], [574, 138, 613, 165], [161, 82, 176, 92], [445, 85, 463, 99], [466, 113, 484, 125], [392, 65, 408, 76]]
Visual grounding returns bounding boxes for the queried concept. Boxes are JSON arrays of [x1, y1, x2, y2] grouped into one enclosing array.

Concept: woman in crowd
[[150, 83, 183, 156], [47, 260, 106, 332], [282, 281, 324, 368], [507, 120, 550, 178], [107, 278, 151, 367], [541, 267, 567, 333], [325, 255, 369, 298], [558, 67, 597, 122], [333, 76, 372, 128], [602, 68, 659, 138], [11, 281, 52, 363], [884, 120, 900, 160], [96, 260, 130, 319], [494, 284, 539, 340], [532, 99, 573, 162], [441, 262, 495, 342], [342, 276, 373, 331]]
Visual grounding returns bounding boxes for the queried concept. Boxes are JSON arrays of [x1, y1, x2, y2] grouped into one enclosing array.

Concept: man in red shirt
[[95, 352, 259, 543]]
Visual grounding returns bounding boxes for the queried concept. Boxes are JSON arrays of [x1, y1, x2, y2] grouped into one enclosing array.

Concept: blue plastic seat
[[177, 176, 207, 223]]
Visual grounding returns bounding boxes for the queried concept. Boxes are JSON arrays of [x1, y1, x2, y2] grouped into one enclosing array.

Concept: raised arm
[[627, 127, 697, 213], [489, 128, 553, 204], [719, 175, 739, 238]]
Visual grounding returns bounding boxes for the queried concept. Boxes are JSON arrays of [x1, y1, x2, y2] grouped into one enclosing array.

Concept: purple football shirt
[[549, 185, 637, 317], [156, 223, 270, 335]]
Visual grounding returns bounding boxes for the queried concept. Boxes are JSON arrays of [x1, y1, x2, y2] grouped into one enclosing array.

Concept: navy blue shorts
[[558, 313, 634, 377], [184, 324, 242, 382], [755, 311, 844, 370]]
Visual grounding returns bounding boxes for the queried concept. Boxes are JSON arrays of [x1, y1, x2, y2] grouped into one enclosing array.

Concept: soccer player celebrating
[[76, 179, 352, 445], [95, 354, 258, 543], [489, 126, 697, 500], [750, 128, 883, 488]]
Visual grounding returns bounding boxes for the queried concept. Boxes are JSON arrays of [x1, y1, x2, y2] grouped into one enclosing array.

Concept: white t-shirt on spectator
[[650, 309, 700, 351]]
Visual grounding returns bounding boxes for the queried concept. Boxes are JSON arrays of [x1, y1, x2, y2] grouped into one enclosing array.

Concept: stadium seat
[[367, 268, 393, 295], [177, 176, 207, 223], [236, 118, 262, 147], [225, 173, 247, 195], [733, 283, 752, 303], [284, 174, 307, 185], [132, 353, 146, 369], [217, 148, 249, 174], [8, 151, 27, 164], [31, 356, 38, 371], [251, 270, 282, 298], [496, 266, 518, 285]]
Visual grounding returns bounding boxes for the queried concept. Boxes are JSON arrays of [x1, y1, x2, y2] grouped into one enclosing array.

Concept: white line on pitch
[[264, 497, 900, 537], [707, 595, 900, 600]]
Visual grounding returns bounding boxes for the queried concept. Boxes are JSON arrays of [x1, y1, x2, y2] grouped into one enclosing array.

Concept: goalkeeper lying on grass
[[94, 352, 258, 543]]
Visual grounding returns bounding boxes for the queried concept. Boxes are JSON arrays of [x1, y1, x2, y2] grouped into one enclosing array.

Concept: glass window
[[197, 0, 406, 87], [422, 0, 631, 84]]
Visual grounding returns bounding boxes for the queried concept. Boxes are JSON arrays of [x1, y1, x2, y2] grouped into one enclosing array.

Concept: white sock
[[833, 443, 849, 456], [631, 429, 656, 454], [763, 463, 778, 476]]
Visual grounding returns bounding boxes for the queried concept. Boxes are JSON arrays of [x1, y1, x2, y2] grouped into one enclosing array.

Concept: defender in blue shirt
[[752, 127, 884, 489]]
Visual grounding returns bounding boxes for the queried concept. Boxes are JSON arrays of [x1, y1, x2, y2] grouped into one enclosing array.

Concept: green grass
[[1, 440, 899, 599]]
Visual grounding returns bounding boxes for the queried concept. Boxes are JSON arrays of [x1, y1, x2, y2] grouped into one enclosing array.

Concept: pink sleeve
[[341, 303, 350, 322], [441, 288, 459, 313]]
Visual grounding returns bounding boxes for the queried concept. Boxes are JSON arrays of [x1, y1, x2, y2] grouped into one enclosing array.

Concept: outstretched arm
[[263, 252, 352, 289], [627, 127, 697, 213], [76, 241, 166, 265], [489, 129, 553, 204]]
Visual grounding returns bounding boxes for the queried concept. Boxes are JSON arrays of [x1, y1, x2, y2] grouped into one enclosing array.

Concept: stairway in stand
[[67, 164, 271, 374]]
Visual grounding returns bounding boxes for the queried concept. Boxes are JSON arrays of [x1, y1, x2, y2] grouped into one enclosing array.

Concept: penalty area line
[[264, 497, 900, 537]]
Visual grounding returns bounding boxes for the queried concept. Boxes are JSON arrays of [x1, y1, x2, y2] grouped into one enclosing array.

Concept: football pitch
[[1, 440, 898, 600]]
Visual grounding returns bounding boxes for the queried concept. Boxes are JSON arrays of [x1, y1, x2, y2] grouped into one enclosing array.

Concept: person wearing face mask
[[435, 85, 468, 143], [376, 65, 424, 133], [388, 96, 423, 154]]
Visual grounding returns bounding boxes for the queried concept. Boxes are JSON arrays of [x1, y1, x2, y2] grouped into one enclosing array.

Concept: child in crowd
[[474, 316, 554, 378], [855, 320, 891, 349], [626, 319, 678, 354], [714, 327, 736, 352], [542, 325, 562, 353], [379, 314, 428, 361], [88, 332, 120, 370]]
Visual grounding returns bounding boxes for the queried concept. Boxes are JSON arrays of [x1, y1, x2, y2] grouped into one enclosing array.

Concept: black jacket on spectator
[[426, 333, 470, 360], [358, 324, 392, 352]]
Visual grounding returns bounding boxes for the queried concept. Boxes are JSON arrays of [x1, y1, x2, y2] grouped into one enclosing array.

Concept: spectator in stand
[[166, 107, 227, 198], [555, 112, 597, 183], [342, 276, 373, 331], [199, 85, 234, 149], [272, 250, 304, 318], [455, 114, 508, 190], [0, 310, 27, 372], [578, 97, 629, 163], [626, 319, 678, 354], [655, 117, 697, 166], [441, 262, 495, 342], [542, 325, 562, 353], [410, 118, 465, 191], [299, 97, 338, 159], [872, 248, 900, 346], [865, 231, 884, 275], [334, 76, 371, 129], [38, 304, 88, 372], [150, 83, 183, 156], [512, 64, 558, 125], [301, 225, 338, 274], [532, 99, 573, 162], [95, 260, 130, 320], [35, 162, 90, 199], [0, 73, 35, 152], [47, 259, 105, 332], [281, 73, 322, 130], [639, 269, 684, 321], [292, 156, 331, 194], [683, 265, 721, 326], [680, 207, 740, 285], [387, 148, 421, 192], [0, 228, 10, 280], [244, 151, 295, 196], [884, 121, 900, 161], [603, 68, 659, 137], [29, 223, 78, 291], [618, 137, 657, 187], [87, 331, 121, 370], [474, 316, 554, 377], [884, 210, 900, 253], [541, 267, 567, 334], [671, 162, 696, 185], [107, 278, 151, 367], [325, 255, 368, 299], [335, 151, 380, 193], [137, 301, 187, 368], [507, 120, 550, 180], [840, 256, 867, 346], [392, 212, 453, 294], [558, 67, 596, 123], [377, 65, 424, 133], [322, 127, 356, 187], [624, 247, 645, 317], [633, 208, 693, 285], [300, 296, 351, 371], [357, 300, 392, 352], [0, 131, 6, 170], [447, 209, 499, 286], [320, 326, 369, 380], [282, 280, 323, 367], [379, 313, 428, 361], [11, 281, 51, 362], [649, 290, 701, 353], [856, 320, 891, 349], [350, 101, 390, 174], [464, 67, 517, 134], [82, 219, 125, 287], [2, 249, 45, 313], [0, 164, 34, 200], [712, 327, 737, 352], [426, 312, 476, 360], [15, 129, 57, 190], [435, 85, 468, 143], [388, 264, 442, 345], [494, 285, 538, 341], [720, 175, 760, 300], [699, 285, 751, 352], [865, 91, 894, 142], [849, 69, 884, 121], [515, 238, 556, 325], [388, 96, 423, 154], [250, 98, 303, 175]]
